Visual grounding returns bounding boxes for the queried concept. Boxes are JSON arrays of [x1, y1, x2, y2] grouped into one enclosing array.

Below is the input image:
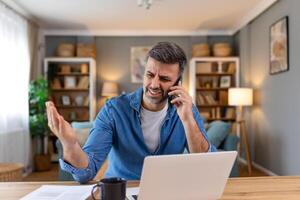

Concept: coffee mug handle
[[91, 182, 103, 200]]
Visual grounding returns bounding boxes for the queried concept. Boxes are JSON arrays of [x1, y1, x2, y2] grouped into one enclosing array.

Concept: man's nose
[[150, 76, 160, 88]]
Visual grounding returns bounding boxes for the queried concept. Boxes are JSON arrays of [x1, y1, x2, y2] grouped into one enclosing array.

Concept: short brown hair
[[147, 42, 187, 74]]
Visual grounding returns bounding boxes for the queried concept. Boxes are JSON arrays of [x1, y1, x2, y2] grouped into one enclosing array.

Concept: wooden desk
[[1, 176, 300, 200]]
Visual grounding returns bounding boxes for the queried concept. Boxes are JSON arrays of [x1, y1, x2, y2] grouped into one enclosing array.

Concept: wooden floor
[[239, 162, 267, 177], [23, 163, 59, 182], [22, 161, 268, 181]]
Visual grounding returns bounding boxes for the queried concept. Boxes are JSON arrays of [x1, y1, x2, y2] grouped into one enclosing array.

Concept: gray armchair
[[206, 120, 239, 177]]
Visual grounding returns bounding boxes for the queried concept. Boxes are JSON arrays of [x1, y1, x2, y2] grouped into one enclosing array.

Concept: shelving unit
[[189, 57, 240, 122], [44, 57, 97, 122]]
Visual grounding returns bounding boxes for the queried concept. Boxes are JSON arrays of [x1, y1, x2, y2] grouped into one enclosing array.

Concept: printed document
[[20, 185, 95, 200]]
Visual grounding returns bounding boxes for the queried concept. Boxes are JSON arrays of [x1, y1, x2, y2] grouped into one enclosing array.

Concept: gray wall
[[46, 35, 234, 95], [234, 0, 300, 175]]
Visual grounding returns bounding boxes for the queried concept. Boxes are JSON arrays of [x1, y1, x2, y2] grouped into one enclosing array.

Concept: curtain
[[0, 2, 31, 170], [28, 21, 40, 81]]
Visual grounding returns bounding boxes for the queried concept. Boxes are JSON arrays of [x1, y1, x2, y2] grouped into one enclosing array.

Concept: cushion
[[219, 134, 239, 151], [206, 121, 231, 148], [71, 121, 93, 129], [71, 121, 93, 146], [74, 128, 90, 146]]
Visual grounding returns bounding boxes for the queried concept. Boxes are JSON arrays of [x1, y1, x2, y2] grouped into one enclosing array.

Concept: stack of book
[[77, 77, 89, 89]]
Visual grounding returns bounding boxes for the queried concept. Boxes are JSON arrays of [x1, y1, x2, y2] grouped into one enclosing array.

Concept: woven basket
[[192, 43, 210, 57], [0, 163, 23, 181], [213, 43, 232, 57], [57, 43, 75, 57], [77, 43, 96, 58]]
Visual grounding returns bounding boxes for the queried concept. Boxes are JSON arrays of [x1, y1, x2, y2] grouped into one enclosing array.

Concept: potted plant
[[29, 77, 51, 171]]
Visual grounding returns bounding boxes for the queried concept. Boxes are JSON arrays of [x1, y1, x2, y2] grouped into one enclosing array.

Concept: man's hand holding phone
[[168, 83, 193, 123]]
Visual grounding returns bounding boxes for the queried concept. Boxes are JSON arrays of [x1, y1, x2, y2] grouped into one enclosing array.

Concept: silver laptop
[[127, 151, 237, 200]]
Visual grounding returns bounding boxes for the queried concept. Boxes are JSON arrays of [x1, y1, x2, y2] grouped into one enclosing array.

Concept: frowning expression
[[143, 57, 180, 108]]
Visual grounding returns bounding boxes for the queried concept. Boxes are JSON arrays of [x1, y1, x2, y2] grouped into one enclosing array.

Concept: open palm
[[46, 101, 77, 146]]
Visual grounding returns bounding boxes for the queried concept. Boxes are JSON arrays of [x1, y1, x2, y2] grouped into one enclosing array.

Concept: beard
[[144, 86, 169, 104]]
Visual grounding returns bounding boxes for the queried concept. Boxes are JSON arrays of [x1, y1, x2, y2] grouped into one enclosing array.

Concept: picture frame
[[270, 16, 289, 75], [75, 95, 84, 106], [64, 76, 76, 88], [219, 76, 231, 88], [130, 46, 151, 83], [61, 95, 71, 105]]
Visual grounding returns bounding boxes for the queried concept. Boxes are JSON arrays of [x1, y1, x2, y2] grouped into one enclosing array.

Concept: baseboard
[[238, 157, 278, 176]]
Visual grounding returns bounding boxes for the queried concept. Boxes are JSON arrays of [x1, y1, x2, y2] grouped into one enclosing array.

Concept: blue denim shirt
[[60, 88, 216, 183]]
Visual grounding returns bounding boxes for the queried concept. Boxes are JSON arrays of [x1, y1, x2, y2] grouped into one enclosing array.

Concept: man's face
[[143, 57, 181, 106]]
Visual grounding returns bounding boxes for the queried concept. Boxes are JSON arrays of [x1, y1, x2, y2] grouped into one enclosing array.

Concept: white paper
[[126, 187, 139, 200], [20, 185, 95, 200]]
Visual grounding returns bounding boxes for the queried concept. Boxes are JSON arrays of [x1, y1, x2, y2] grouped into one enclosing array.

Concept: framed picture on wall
[[130, 46, 151, 83], [270, 16, 289, 75]]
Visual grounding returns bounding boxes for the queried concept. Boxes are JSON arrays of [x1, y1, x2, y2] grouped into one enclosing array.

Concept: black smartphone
[[168, 75, 182, 102]]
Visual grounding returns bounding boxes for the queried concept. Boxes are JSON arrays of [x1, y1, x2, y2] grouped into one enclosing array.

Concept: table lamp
[[102, 82, 119, 97], [98, 82, 119, 110], [228, 87, 253, 175]]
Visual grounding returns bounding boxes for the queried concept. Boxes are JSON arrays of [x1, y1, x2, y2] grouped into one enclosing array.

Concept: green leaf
[[29, 77, 49, 137]]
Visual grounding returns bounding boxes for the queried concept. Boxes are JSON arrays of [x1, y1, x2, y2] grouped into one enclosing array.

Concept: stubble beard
[[144, 86, 169, 105]]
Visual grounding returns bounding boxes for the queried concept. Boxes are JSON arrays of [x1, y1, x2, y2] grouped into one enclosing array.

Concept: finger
[[170, 85, 184, 90], [48, 102, 61, 118], [58, 115, 64, 135], [168, 89, 187, 98], [170, 96, 183, 105], [170, 95, 190, 105], [50, 107, 60, 134], [46, 103, 53, 128], [47, 101, 55, 107]]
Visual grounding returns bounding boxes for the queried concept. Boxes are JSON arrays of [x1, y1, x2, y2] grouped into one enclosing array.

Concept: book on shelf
[[216, 107, 221, 118], [204, 94, 217, 105], [211, 108, 216, 118], [196, 93, 205, 105], [227, 63, 236, 73], [77, 77, 89, 89], [219, 91, 228, 105], [83, 96, 89, 106]]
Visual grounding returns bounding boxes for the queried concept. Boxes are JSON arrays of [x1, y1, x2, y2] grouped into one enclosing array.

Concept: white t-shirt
[[140, 103, 168, 153]]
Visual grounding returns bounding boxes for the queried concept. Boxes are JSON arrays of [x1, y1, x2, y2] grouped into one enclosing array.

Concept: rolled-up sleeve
[[59, 101, 115, 183]]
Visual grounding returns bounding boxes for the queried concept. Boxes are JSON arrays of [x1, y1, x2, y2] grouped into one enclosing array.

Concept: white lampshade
[[228, 88, 253, 106], [102, 82, 119, 97]]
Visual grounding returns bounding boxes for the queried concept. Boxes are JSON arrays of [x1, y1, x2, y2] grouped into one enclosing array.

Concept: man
[[46, 42, 216, 184]]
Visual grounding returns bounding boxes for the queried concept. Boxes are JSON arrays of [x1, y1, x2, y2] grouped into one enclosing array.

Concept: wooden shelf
[[206, 118, 236, 121], [196, 73, 234, 76], [66, 119, 89, 122], [197, 88, 229, 91], [56, 72, 89, 76], [57, 105, 89, 109], [51, 88, 89, 92], [197, 104, 233, 107]]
